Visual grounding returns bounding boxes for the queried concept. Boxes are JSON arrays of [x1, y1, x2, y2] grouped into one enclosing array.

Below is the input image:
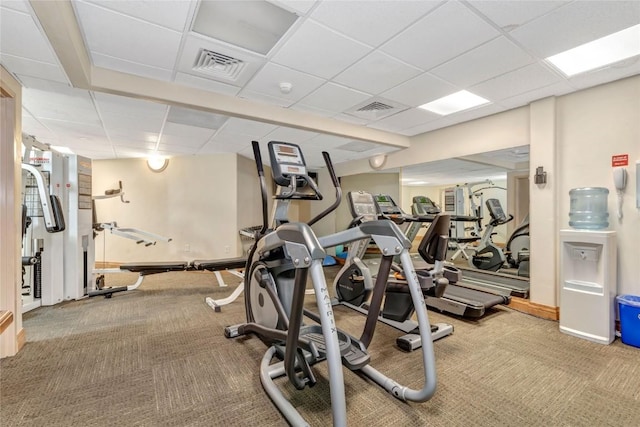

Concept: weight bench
[[90, 261, 189, 298], [194, 257, 247, 312]]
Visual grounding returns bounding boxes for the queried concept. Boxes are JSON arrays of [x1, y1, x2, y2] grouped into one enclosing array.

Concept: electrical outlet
[[184, 244, 190, 252], [224, 245, 230, 254]]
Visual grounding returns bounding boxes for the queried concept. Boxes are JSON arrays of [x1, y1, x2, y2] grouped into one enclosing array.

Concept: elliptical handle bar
[[252, 140, 269, 237], [307, 151, 342, 227]]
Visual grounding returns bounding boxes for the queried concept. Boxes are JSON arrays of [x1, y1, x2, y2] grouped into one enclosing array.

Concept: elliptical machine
[[470, 198, 513, 272], [225, 141, 441, 426]]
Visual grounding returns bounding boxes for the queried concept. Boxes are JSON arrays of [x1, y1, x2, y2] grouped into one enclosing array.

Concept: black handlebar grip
[[252, 141, 264, 175], [322, 151, 340, 189]]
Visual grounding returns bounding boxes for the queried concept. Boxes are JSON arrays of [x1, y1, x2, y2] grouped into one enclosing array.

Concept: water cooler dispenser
[[559, 187, 617, 344]]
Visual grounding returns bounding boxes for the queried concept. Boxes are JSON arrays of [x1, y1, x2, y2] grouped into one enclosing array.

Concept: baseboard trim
[[509, 297, 559, 321], [17, 327, 26, 351]]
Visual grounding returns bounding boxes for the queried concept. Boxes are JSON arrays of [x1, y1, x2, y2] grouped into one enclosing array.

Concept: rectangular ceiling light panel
[[419, 90, 490, 115], [192, 1, 298, 55], [546, 24, 640, 77]]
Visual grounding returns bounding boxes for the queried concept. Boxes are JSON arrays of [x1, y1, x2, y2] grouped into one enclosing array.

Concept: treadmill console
[[485, 198, 507, 222], [374, 194, 403, 216], [347, 191, 378, 222], [412, 196, 440, 215]]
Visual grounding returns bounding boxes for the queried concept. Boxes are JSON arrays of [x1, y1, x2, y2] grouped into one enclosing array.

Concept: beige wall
[[93, 153, 252, 263], [1, 66, 23, 357], [557, 76, 640, 296]]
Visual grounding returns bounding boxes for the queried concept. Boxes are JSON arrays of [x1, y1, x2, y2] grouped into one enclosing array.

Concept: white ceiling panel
[[221, 117, 278, 138], [39, 118, 108, 141], [430, 37, 535, 87], [381, 72, 458, 107], [264, 126, 319, 143], [23, 87, 100, 125], [509, 1, 640, 57], [111, 138, 156, 150], [160, 122, 215, 148], [1, 1, 30, 13], [22, 112, 56, 140], [295, 82, 371, 114], [241, 62, 326, 103], [93, 91, 167, 116], [174, 72, 241, 96], [469, 1, 570, 29], [200, 129, 252, 150], [499, 81, 575, 110], [270, 0, 317, 15], [432, 103, 509, 129], [108, 130, 159, 145], [271, 19, 371, 79], [157, 143, 202, 155], [333, 50, 422, 95], [74, 1, 183, 70], [2, 55, 68, 83], [367, 108, 439, 133], [91, 52, 173, 82], [306, 133, 355, 149], [0, 7, 58, 63], [471, 63, 565, 102], [310, 0, 440, 47], [82, 0, 194, 32], [381, 1, 500, 71], [567, 60, 640, 91]]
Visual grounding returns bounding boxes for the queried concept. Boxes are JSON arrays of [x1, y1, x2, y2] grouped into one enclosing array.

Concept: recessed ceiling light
[[546, 24, 640, 77], [418, 90, 490, 116], [192, 1, 298, 55]]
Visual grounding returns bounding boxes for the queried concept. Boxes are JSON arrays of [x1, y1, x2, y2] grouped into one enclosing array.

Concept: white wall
[[557, 76, 640, 296], [93, 153, 245, 263]]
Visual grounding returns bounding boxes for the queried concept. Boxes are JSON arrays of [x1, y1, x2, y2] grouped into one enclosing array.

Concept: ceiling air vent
[[193, 48, 245, 81], [357, 101, 395, 112], [345, 97, 409, 121]]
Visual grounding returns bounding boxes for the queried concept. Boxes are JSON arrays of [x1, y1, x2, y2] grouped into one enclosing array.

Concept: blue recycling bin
[[617, 295, 640, 348]]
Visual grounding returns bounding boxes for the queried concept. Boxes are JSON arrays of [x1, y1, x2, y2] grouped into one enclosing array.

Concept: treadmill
[[373, 194, 510, 318], [412, 196, 530, 299]]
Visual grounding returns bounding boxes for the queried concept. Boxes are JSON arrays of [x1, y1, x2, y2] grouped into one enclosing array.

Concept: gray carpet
[[1, 269, 639, 426]]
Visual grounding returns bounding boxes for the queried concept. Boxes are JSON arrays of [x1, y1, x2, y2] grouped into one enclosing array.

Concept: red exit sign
[[612, 154, 628, 167]]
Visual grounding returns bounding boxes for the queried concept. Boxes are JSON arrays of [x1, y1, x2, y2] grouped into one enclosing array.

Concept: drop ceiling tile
[[333, 50, 422, 95], [367, 108, 439, 133], [381, 1, 500, 70], [91, 52, 173, 81], [499, 80, 575, 110], [221, 117, 278, 137], [381, 72, 458, 107], [114, 146, 149, 158], [74, 1, 182, 70], [39, 118, 108, 140], [509, 1, 640, 57], [111, 138, 156, 150], [433, 103, 508, 128], [23, 87, 101, 125], [306, 133, 355, 149], [241, 62, 325, 103], [198, 142, 245, 155], [295, 82, 371, 114], [100, 114, 164, 134], [93, 92, 167, 116], [160, 122, 216, 148], [0, 7, 58, 63], [471, 63, 565, 101], [270, 0, 317, 15], [174, 72, 241, 96], [311, 0, 440, 47], [430, 37, 535, 88], [109, 130, 159, 144], [166, 105, 228, 130], [264, 126, 319, 143], [271, 19, 371, 79], [207, 129, 253, 149], [22, 112, 57, 140], [469, 1, 570, 29], [157, 143, 201, 155], [10, 74, 71, 91], [1, 1, 30, 13], [3, 56, 68, 83], [82, 0, 193, 31], [567, 60, 640, 91]]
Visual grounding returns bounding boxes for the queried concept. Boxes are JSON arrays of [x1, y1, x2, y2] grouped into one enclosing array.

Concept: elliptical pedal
[[301, 325, 370, 370]]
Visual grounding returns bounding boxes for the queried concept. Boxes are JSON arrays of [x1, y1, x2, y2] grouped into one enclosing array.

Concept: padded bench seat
[[191, 257, 246, 271], [119, 261, 188, 275]]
